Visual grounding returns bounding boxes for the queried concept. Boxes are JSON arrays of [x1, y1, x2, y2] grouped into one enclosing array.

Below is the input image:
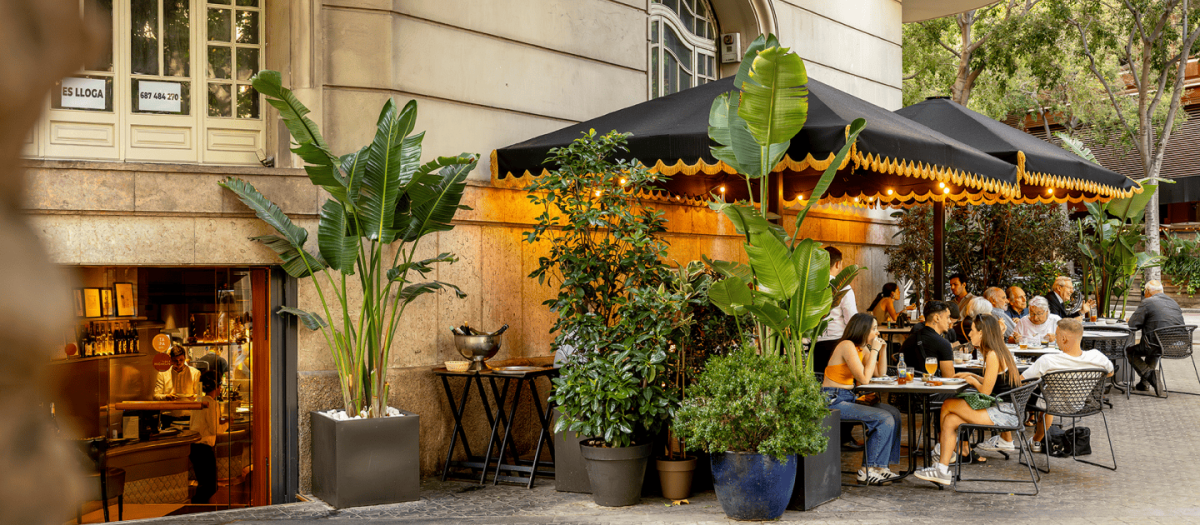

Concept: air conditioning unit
[[720, 33, 742, 63]]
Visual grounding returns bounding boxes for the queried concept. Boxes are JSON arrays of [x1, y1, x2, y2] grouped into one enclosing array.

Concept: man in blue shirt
[[1006, 286, 1028, 318]]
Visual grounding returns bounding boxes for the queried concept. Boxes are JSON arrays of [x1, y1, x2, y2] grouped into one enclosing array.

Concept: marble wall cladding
[[24, 168, 135, 212], [436, 226, 483, 363]]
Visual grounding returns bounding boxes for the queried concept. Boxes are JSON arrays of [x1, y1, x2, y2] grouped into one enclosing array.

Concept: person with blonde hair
[[1018, 318, 1113, 451]]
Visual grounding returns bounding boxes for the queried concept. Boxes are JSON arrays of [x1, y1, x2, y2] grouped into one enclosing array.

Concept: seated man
[[984, 287, 1017, 340], [1044, 276, 1094, 319], [949, 273, 975, 313], [1125, 280, 1185, 395], [154, 344, 200, 426], [1016, 318, 1114, 451], [1014, 296, 1060, 344], [1006, 286, 1029, 319], [901, 301, 957, 378]]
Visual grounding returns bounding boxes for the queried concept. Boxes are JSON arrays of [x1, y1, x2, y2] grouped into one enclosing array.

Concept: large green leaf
[[252, 234, 327, 278], [1105, 183, 1157, 222], [397, 281, 467, 306], [219, 177, 308, 247], [361, 99, 417, 242], [707, 277, 753, 317], [794, 118, 866, 229], [733, 34, 779, 91], [338, 146, 369, 207], [831, 264, 866, 307], [738, 45, 809, 147], [277, 306, 328, 331], [707, 92, 747, 174], [387, 252, 458, 282], [791, 239, 833, 334], [709, 201, 785, 243], [251, 71, 343, 190], [318, 199, 359, 273], [401, 155, 478, 242], [701, 254, 754, 283], [744, 230, 799, 300], [744, 303, 789, 333]]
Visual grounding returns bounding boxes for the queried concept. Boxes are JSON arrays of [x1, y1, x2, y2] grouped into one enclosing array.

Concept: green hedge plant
[[672, 347, 828, 460]]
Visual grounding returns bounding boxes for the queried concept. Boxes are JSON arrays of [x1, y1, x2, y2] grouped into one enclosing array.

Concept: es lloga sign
[[61, 77, 106, 110]]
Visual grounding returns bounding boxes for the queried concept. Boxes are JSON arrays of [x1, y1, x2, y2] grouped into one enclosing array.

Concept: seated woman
[[868, 282, 900, 324], [822, 313, 903, 485], [915, 314, 1022, 486]]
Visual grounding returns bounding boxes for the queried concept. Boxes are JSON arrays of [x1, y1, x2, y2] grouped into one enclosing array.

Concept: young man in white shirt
[[1022, 317, 1113, 451], [813, 246, 856, 372]]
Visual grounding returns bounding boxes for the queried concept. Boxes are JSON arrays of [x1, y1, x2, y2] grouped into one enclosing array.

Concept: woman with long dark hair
[[914, 314, 1023, 486], [822, 313, 903, 485], [867, 283, 900, 324]]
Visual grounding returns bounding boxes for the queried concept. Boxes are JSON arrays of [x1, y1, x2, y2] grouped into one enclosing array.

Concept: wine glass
[[925, 357, 938, 380]]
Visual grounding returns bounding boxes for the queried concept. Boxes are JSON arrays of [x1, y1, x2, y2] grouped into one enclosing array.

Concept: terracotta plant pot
[[656, 456, 697, 500]]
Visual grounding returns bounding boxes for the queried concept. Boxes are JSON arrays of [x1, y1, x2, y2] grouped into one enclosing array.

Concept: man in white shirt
[[1014, 296, 1060, 344], [155, 344, 200, 425], [814, 246, 856, 372], [1020, 317, 1113, 450]]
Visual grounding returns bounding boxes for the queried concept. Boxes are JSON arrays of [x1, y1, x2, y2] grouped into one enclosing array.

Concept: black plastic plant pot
[[310, 410, 420, 509], [789, 408, 842, 511], [552, 408, 591, 494], [710, 451, 797, 520], [579, 439, 652, 507]]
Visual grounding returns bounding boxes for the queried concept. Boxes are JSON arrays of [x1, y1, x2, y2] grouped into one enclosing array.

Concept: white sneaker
[[977, 435, 1016, 452], [857, 467, 896, 486], [914, 466, 953, 486], [931, 443, 957, 464], [1030, 439, 1044, 453]]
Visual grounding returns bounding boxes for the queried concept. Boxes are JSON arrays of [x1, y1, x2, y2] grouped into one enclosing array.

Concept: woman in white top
[[189, 372, 227, 503], [1014, 296, 1060, 344]]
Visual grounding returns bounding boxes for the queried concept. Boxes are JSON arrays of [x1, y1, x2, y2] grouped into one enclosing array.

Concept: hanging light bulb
[[719, 185, 726, 193], [886, 188, 894, 195], [1046, 187, 1054, 195], [619, 178, 627, 186], [938, 182, 946, 189], [942, 187, 950, 194], [595, 190, 602, 197]]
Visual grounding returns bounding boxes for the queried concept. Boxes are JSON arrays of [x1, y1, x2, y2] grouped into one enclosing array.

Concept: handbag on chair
[[1047, 426, 1092, 457]]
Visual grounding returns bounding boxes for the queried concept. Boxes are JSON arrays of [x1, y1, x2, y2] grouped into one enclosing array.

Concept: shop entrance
[[52, 266, 275, 522]]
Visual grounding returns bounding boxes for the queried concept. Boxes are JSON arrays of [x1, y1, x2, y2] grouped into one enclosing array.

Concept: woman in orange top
[[822, 313, 902, 485]]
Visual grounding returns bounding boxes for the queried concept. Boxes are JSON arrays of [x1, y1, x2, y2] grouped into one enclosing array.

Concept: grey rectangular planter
[[789, 408, 841, 511], [551, 407, 591, 493], [311, 410, 420, 509]]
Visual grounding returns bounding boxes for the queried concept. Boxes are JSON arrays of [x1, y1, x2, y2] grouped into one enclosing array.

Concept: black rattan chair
[[1081, 328, 1134, 402], [952, 380, 1042, 496], [1027, 368, 1115, 472], [1148, 325, 1200, 398]]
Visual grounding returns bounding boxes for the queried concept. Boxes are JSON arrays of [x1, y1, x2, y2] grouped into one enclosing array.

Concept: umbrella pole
[[933, 200, 945, 301]]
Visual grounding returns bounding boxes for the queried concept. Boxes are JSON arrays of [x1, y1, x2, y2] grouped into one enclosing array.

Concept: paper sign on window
[[138, 81, 182, 113], [61, 77, 106, 110]]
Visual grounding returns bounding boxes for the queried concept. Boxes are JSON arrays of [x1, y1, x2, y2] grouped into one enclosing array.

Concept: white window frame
[[648, 0, 718, 100], [27, 0, 265, 165]]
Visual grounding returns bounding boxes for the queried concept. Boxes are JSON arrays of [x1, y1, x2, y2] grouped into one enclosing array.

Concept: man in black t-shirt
[[901, 301, 957, 378]]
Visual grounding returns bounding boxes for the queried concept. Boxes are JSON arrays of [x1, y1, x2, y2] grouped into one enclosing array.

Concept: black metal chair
[[1026, 368, 1115, 472], [1148, 325, 1200, 398], [1081, 327, 1134, 402], [75, 438, 125, 523], [951, 380, 1042, 496]]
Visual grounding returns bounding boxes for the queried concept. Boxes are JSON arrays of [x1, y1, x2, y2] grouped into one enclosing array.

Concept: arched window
[[649, 0, 718, 99]]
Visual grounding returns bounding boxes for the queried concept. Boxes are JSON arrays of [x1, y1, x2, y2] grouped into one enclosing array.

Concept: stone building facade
[[23, 0, 977, 501]]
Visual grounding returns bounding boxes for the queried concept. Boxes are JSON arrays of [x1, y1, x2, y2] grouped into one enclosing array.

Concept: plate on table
[[870, 376, 896, 385], [939, 377, 967, 385], [491, 365, 547, 374]]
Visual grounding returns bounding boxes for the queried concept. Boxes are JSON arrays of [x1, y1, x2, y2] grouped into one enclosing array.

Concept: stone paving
[[135, 358, 1200, 524]]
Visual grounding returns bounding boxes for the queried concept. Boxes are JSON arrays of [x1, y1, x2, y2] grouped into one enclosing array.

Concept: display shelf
[[49, 352, 143, 364]]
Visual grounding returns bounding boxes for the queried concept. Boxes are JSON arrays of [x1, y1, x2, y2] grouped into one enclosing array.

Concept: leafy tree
[[1048, 0, 1200, 278], [886, 203, 1077, 299]]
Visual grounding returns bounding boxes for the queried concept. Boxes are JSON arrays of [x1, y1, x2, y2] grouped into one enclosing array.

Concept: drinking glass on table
[[924, 357, 938, 381]]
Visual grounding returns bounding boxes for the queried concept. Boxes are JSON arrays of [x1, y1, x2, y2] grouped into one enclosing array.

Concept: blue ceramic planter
[[710, 452, 796, 520]]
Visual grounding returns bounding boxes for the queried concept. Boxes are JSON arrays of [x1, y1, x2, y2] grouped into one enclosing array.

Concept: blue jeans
[[824, 387, 902, 468]]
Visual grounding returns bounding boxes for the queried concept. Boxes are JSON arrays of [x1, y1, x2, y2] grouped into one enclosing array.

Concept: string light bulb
[[886, 188, 894, 195], [797, 194, 804, 201], [1046, 187, 1054, 195], [943, 187, 950, 194], [719, 185, 726, 193], [594, 190, 602, 197], [619, 178, 627, 186], [938, 182, 946, 189]]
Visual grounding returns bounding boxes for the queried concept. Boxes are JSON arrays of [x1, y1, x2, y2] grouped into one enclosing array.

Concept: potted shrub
[[219, 71, 476, 508], [672, 347, 827, 520], [550, 284, 676, 506], [655, 261, 745, 500], [701, 34, 866, 514], [523, 130, 670, 494]]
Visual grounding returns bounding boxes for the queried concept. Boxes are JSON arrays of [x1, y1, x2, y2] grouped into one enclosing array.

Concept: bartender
[[154, 343, 200, 426]]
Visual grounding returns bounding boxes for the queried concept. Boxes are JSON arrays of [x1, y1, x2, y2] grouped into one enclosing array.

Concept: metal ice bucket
[[453, 333, 502, 371]]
